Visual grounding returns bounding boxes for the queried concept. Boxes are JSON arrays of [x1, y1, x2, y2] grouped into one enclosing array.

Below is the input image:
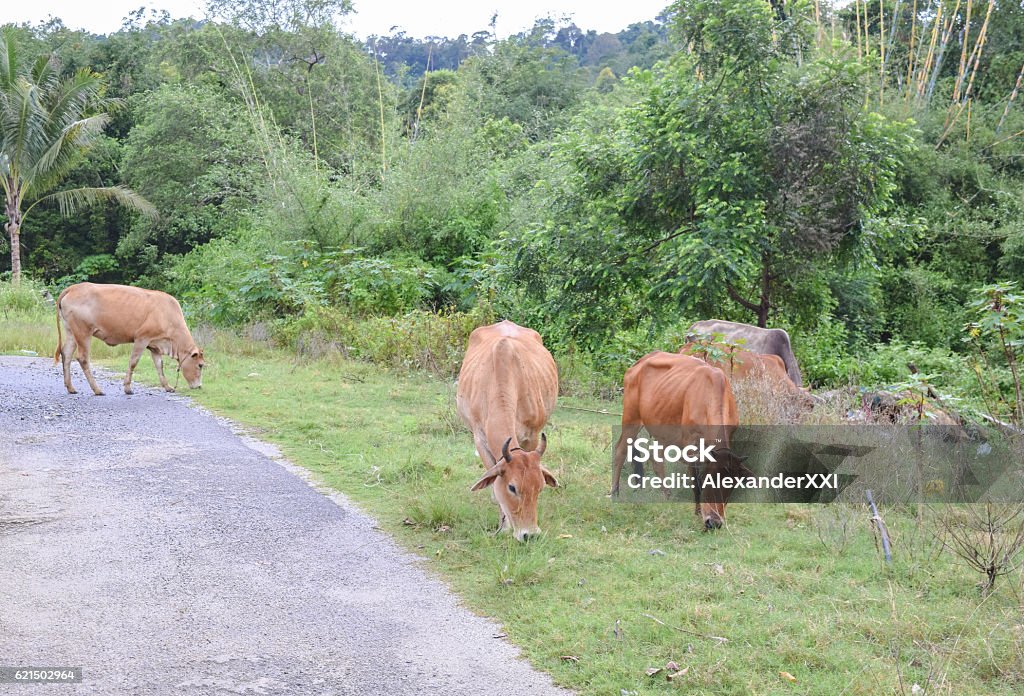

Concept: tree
[[0, 28, 154, 283], [505, 0, 915, 344]]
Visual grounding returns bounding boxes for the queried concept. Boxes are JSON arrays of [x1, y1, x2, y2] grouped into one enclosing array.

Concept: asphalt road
[[0, 357, 570, 695]]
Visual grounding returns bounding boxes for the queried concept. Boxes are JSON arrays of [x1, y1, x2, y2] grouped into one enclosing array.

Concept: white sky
[[4, 1, 671, 39]]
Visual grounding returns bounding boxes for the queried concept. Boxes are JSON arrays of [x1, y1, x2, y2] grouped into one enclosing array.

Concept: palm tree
[[0, 28, 156, 284]]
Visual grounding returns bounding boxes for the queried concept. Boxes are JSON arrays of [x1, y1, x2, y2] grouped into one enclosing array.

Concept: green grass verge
[[5, 317, 1024, 694]]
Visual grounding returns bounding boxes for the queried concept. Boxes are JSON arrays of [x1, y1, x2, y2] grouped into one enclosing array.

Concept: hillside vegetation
[[4, 0, 1024, 692]]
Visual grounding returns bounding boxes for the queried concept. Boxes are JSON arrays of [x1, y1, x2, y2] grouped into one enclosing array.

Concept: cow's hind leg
[[123, 341, 147, 395], [60, 328, 79, 394], [150, 350, 174, 392], [77, 340, 104, 396]]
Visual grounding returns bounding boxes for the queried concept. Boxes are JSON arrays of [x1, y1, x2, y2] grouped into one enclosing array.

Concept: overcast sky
[[4, 1, 671, 39]]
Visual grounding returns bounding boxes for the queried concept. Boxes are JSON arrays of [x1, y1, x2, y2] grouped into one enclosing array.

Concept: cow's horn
[[536, 432, 547, 455], [501, 437, 513, 462]]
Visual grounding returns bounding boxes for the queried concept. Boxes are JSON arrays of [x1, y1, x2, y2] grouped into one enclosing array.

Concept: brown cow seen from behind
[[456, 320, 559, 541], [612, 351, 751, 530], [56, 282, 204, 396]]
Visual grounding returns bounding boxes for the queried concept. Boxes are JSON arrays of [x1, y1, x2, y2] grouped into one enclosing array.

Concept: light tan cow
[[55, 282, 204, 396], [456, 320, 558, 541], [612, 351, 751, 529]]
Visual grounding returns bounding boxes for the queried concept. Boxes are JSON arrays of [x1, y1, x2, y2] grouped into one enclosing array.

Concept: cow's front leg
[[124, 341, 147, 395], [611, 423, 642, 496], [150, 350, 174, 392]]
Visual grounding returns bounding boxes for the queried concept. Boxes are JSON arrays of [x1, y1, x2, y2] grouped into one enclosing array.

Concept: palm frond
[[45, 69, 106, 135], [0, 28, 16, 89], [27, 114, 110, 192], [33, 185, 159, 220]]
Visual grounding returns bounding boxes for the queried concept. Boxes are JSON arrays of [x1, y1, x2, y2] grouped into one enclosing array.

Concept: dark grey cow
[[688, 319, 803, 387]]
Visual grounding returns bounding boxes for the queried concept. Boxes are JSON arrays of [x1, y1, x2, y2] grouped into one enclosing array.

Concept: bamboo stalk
[[953, 0, 972, 103], [814, 0, 822, 46], [411, 43, 433, 142], [966, 98, 972, 146], [961, 0, 994, 105], [863, 0, 871, 59], [938, 0, 993, 145], [905, 0, 918, 99], [915, 2, 942, 102], [926, 2, 960, 103], [880, 0, 886, 103], [371, 39, 387, 177], [855, 0, 864, 59], [996, 61, 1024, 132], [887, 0, 904, 65], [306, 74, 318, 172]]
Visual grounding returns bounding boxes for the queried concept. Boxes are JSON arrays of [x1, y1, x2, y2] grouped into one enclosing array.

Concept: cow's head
[[471, 434, 557, 542], [179, 347, 205, 389], [699, 447, 752, 530]]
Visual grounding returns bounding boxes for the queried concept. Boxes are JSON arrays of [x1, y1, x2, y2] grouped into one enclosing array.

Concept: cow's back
[[456, 321, 558, 438], [624, 352, 737, 429]]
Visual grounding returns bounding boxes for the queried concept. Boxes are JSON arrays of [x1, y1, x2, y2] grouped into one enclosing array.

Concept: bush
[[0, 278, 50, 318], [275, 304, 495, 377]]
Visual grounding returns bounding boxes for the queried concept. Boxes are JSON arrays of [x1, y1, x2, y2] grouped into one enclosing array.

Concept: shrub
[[0, 278, 50, 318], [276, 304, 495, 377]]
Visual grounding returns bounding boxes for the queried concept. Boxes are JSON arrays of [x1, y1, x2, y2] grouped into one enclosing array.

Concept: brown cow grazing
[[680, 342, 814, 408], [612, 352, 751, 530], [55, 283, 204, 396], [456, 320, 558, 541]]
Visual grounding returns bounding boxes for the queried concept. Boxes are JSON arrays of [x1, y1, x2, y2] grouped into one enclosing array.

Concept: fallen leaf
[[402, 518, 415, 526], [666, 668, 689, 681], [712, 563, 724, 575], [492, 633, 507, 639], [560, 655, 579, 663], [665, 661, 679, 671], [436, 524, 451, 533], [558, 533, 573, 539], [649, 549, 666, 556], [779, 671, 797, 682], [644, 667, 662, 677]]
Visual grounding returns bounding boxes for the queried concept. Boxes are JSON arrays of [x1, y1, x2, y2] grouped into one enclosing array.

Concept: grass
[[5, 303, 1024, 694]]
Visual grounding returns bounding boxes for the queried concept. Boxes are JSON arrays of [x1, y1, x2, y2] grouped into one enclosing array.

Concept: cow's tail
[[54, 299, 63, 365]]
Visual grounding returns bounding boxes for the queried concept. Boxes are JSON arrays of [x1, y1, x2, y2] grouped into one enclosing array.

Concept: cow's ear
[[190, 350, 200, 359], [470, 463, 505, 492], [541, 466, 558, 488]]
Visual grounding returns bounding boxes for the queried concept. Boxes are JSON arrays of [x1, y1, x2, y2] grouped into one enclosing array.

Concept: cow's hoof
[[93, 391, 105, 397], [124, 387, 133, 395], [165, 387, 175, 393], [67, 388, 77, 395]]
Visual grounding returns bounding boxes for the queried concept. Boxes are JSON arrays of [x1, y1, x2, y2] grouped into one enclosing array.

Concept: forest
[[2, 0, 1023, 418]]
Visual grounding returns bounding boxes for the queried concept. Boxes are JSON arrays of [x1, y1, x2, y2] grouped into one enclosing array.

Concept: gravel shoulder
[[0, 356, 570, 695]]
